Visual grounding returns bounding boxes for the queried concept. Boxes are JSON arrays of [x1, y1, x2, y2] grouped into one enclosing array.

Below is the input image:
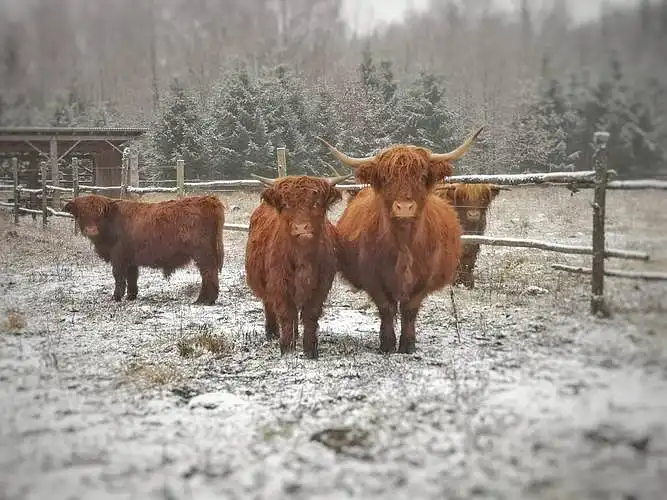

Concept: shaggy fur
[[335, 147, 462, 354], [63, 194, 225, 304], [244, 176, 343, 359], [434, 183, 502, 289]]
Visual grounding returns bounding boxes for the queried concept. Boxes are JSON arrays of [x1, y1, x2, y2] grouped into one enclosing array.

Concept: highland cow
[[434, 182, 506, 289], [63, 194, 225, 304], [244, 173, 351, 359], [318, 127, 482, 353]]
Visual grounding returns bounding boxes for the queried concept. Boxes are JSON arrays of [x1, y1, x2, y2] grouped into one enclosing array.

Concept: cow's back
[[116, 196, 224, 269]]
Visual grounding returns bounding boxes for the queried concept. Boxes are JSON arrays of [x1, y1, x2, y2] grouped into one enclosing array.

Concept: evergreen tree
[[518, 56, 666, 178], [378, 60, 397, 103], [346, 51, 398, 154], [205, 64, 273, 178], [259, 65, 312, 175], [48, 81, 90, 126], [512, 74, 578, 172], [359, 43, 380, 96], [147, 79, 207, 180], [388, 71, 461, 152], [310, 86, 346, 176]]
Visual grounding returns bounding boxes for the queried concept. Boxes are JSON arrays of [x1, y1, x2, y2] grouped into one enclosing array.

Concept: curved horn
[[327, 171, 355, 186], [490, 184, 512, 191], [316, 136, 376, 169], [430, 126, 484, 162], [251, 173, 275, 186]]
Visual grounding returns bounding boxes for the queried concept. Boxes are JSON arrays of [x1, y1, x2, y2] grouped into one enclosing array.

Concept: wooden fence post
[[50, 136, 60, 209], [591, 130, 610, 317], [276, 147, 287, 177], [176, 154, 185, 198], [72, 157, 79, 234], [12, 157, 19, 225], [40, 160, 48, 227], [120, 148, 129, 199], [129, 146, 140, 188]]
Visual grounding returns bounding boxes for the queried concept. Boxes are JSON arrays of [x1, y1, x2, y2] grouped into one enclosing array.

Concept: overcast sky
[[342, 0, 642, 34]]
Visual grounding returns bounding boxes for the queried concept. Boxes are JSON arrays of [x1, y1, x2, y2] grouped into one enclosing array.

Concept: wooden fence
[[1, 133, 667, 316]]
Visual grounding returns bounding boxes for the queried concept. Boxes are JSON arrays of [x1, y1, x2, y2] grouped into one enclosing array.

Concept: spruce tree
[[147, 79, 207, 180]]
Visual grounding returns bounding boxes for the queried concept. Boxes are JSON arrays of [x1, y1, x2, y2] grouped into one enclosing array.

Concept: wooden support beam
[[40, 161, 48, 227], [50, 136, 61, 208]]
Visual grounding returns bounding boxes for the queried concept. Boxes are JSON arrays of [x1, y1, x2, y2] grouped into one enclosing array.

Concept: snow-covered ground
[[1, 187, 666, 500]]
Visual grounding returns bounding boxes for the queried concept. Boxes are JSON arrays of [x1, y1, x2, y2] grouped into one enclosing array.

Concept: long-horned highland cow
[[318, 127, 483, 354], [63, 194, 225, 305], [244, 173, 352, 359], [434, 182, 508, 289]]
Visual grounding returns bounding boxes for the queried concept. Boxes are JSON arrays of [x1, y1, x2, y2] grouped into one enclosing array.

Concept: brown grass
[[2, 310, 26, 333], [121, 360, 180, 386], [177, 324, 233, 358]]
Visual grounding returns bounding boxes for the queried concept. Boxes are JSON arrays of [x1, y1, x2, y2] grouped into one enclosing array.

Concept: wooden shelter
[[0, 127, 147, 205]]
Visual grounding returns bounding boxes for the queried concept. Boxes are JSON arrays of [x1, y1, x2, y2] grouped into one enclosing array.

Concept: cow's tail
[[214, 200, 225, 272]]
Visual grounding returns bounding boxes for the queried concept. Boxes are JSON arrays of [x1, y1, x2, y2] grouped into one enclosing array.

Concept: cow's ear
[[260, 186, 282, 210], [427, 160, 453, 188], [490, 186, 501, 200], [63, 200, 76, 215], [325, 186, 343, 207]]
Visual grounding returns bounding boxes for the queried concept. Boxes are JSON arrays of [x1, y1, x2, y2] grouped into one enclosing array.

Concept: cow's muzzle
[[84, 225, 100, 237], [466, 209, 482, 222], [391, 200, 417, 219], [290, 222, 314, 240]]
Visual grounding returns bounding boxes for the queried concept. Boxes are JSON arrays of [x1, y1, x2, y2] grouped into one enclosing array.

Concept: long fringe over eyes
[[374, 146, 431, 184], [434, 183, 496, 205]]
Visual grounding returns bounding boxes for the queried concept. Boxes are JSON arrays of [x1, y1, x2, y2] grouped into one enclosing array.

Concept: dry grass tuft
[[177, 324, 233, 358], [2, 310, 26, 333], [122, 360, 180, 386]]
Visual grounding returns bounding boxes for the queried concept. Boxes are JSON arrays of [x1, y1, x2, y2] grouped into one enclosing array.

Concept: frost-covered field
[[1, 187, 666, 500]]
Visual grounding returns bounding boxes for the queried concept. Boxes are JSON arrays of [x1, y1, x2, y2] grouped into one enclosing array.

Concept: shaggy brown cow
[[434, 183, 506, 289], [63, 194, 225, 304], [318, 127, 482, 353], [245, 173, 351, 359]]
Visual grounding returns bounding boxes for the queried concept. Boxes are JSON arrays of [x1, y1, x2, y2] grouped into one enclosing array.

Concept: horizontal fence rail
[[3, 173, 667, 198], [2, 134, 666, 313], [552, 264, 667, 282]]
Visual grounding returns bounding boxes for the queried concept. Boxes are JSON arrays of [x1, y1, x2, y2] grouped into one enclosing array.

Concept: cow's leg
[[457, 244, 479, 289], [366, 285, 397, 353], [112, 264, 127, 302], [264, 301, 278, 340], [126, 266, 139, 300], [398, 292, 426, 354], [194, 256, 219, 305], [301, 292, 329, 360], [275, 302, 298, 355], [378, 300, 398, 353]]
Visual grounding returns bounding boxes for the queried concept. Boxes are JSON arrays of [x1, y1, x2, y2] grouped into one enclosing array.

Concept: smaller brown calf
[[245, 173, 350, 358], [434, 183, 506, 289], [63, 194, 225, 304]]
